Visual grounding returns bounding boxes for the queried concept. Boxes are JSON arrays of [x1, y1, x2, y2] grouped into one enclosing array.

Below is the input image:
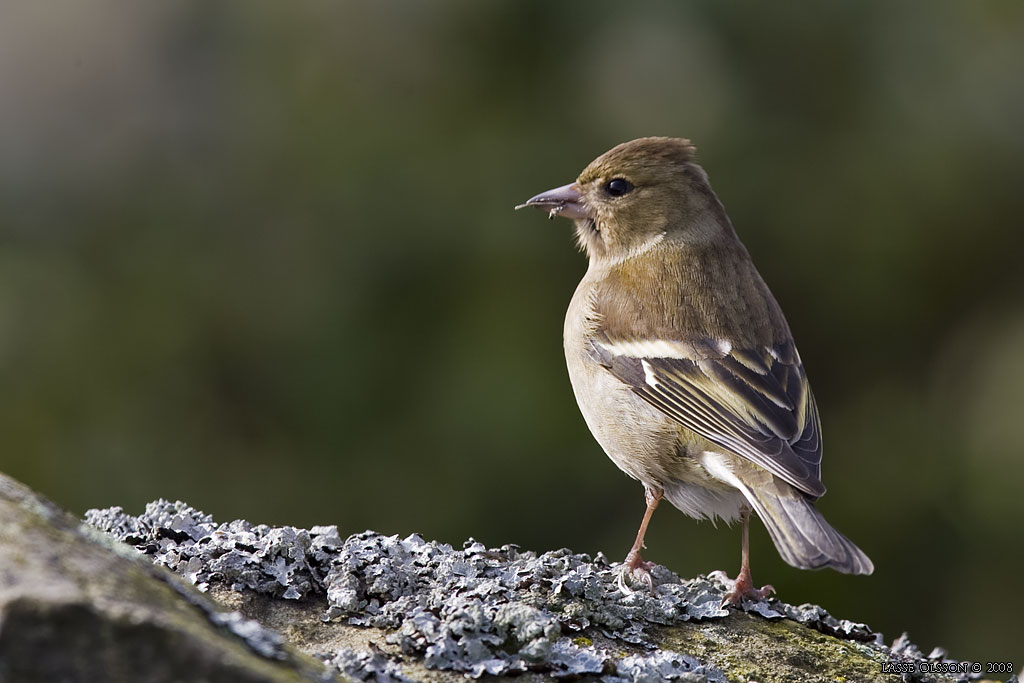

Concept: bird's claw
[[708, 569, 774, 608], [616, 552, 657, 595]]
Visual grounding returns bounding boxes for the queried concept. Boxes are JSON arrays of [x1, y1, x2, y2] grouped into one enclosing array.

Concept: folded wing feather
[[591, 337, 825, 498]]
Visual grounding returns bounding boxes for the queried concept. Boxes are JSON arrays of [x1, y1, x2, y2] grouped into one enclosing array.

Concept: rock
[[84, 496, 990, 683], [0, 473, 339, 683], [0, 471, 1000, 683]]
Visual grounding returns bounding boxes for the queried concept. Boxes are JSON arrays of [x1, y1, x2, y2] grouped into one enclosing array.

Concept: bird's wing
[[590, 337, 825, 498]]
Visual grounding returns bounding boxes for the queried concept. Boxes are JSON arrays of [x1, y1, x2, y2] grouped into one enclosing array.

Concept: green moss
[[571, 636, 593, 648], [654, 612, 957, 683]]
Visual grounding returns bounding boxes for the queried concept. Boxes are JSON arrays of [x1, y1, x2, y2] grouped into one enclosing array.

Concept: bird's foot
[[616, 550, 657, 595], [708, 569, 774, 608]]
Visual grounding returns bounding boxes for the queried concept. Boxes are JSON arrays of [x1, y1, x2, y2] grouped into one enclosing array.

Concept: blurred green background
[[2, 0, 1021, 665]]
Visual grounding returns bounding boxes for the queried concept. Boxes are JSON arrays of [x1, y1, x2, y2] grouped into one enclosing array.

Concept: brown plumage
[[517, 137, 872, 604]]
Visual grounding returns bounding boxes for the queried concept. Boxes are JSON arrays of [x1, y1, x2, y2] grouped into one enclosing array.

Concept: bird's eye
[[604, 178, 634, 197]]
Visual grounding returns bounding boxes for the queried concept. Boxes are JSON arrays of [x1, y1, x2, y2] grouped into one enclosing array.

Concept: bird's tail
[[743, 486, 874, 575]]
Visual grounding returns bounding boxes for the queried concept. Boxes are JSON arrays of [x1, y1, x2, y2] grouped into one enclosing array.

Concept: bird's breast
[[564, 278, 686, 487], [563, 272, 749, 521]]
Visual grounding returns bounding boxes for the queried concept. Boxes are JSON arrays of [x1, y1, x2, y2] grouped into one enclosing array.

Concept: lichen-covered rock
[[0, 474, 339, 683], [86, 499, 995, 683]]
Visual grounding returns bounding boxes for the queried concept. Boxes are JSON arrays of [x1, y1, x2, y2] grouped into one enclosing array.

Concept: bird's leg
[[616, 485, 663, 595], [714, 505, 775, 607]]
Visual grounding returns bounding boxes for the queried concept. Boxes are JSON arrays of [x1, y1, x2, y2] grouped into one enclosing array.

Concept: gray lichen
[[321, 646, 416, 683], [208, 609, 290, 661], [85, 500, 982, 682]]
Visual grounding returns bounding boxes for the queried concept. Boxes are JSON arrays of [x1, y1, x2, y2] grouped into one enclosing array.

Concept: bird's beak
[[515, 183, 589, 220]]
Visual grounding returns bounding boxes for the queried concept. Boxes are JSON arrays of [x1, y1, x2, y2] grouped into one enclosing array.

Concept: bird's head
[[517, 137, 732, 263]]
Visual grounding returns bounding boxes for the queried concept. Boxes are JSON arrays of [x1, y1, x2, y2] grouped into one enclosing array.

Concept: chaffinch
[[517, 137, 872, 604]]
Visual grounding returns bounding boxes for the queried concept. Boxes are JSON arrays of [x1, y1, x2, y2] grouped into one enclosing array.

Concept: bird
[[515, 137, 873, 605]]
